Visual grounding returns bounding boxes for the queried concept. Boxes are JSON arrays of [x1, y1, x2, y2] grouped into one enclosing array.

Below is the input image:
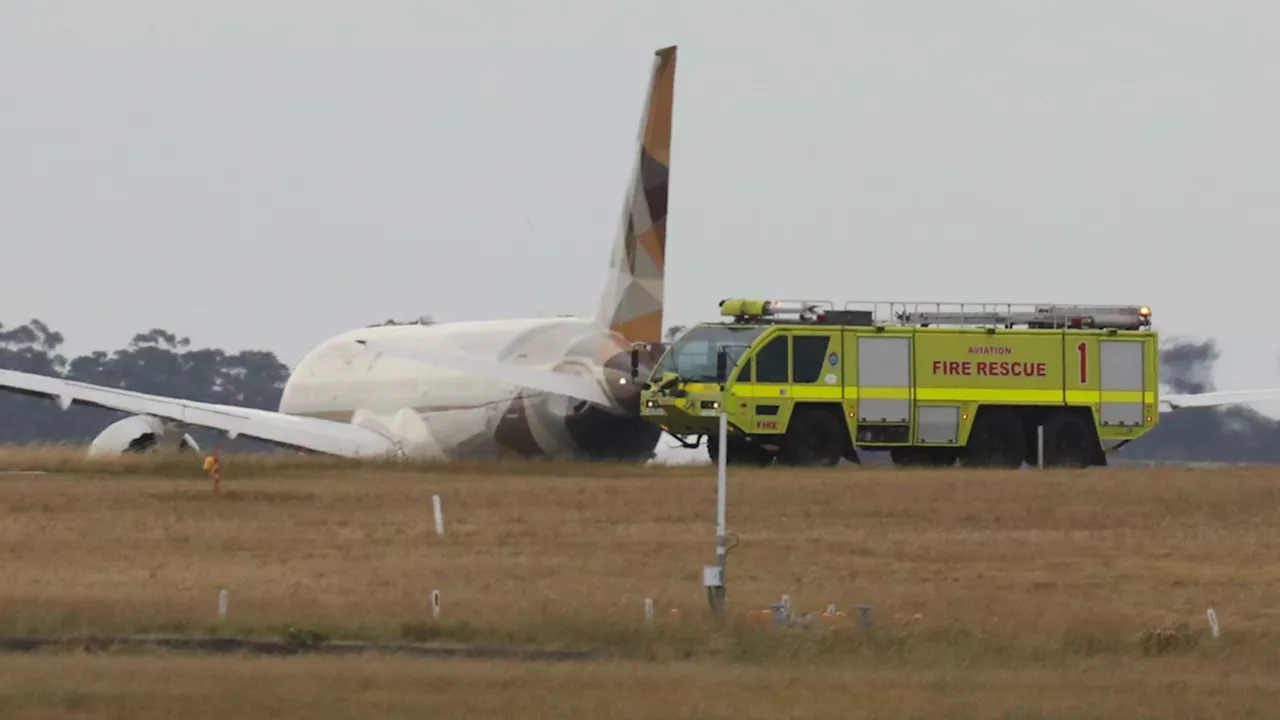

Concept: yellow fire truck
[[638, 299, 1158, 468]]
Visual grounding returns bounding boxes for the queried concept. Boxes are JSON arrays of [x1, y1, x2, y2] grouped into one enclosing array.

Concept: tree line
[[0, 320, 288, 452], [0, 318, 1276, 462]]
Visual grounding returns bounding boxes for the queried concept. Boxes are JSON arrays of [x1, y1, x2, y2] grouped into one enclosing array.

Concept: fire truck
[[637, 299, 1158, 468]]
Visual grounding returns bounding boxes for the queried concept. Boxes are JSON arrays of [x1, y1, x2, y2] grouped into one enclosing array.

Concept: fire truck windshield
[[654, 325, 766, 383]]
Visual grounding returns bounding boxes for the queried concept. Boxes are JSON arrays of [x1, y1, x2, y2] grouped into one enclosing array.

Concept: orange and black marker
[[203, 447, 222, 495]]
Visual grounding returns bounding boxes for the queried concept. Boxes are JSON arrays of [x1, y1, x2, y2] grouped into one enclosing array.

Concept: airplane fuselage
[[278, 316, 662, 461]]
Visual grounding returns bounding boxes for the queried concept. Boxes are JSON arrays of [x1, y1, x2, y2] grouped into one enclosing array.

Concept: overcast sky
[[3, 1, 1278, 403]]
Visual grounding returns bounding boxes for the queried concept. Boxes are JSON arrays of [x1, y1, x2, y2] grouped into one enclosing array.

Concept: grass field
[[1, 445, 1279, 718]]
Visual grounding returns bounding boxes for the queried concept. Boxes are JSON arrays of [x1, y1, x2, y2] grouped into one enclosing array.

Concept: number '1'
[[1076, 342, 1088, 384]]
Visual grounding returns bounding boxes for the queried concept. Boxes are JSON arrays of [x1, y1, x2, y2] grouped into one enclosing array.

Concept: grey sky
[[3, 1, 1278, 408]]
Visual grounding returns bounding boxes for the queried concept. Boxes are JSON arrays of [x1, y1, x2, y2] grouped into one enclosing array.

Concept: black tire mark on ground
[[0, 634, 595, 661]]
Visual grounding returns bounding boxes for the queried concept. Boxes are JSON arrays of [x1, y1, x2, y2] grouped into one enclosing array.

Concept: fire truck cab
[[638, 299, 1158, 468]]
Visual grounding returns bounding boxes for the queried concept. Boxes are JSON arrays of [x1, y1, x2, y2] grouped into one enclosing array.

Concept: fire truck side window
[[755, 335, 789, 384], [791, 336, 830, 383], [734, 358, 752, 383]]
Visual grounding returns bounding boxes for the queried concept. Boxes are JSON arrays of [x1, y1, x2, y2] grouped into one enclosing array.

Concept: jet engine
[[534, 349, 662, 461], [87, 414, 201, 457]]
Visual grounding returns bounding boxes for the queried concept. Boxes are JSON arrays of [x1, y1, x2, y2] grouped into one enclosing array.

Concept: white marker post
[[703, 412, 728, 619], [1036, 425, 1045, 469], [716, 412, 728, 560], [432, 494, 444, 536], [218, 589, 229, 621], [431, 589, 442, 619], [1207, 606, 1220, 638], [644, 598, 654, 622]]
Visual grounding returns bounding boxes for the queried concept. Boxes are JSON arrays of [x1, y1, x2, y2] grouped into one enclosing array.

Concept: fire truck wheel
[[959, 409, 1025, 468], [890, 447, 927, 467], [1040, 410, 1097, 468], [780, 408, 845, 467], [739, 443, 775, 467], [891, 447, 957, 467], [707, 435, 774, 467]]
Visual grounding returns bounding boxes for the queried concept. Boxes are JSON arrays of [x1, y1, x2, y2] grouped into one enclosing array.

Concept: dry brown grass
[[1, 652, 1276, 719], [1, 444, 1279, 716], [0, 442, 675, 478]]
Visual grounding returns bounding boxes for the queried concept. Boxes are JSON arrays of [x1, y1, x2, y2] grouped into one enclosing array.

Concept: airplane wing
[[0, 369, 400, 458], [1160, 389, 1280, 413], [354, 338, 613, 407]]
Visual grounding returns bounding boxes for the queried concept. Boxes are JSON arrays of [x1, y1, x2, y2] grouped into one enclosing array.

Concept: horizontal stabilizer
[[1160, 388, 1280, 413], [354, 338, 611, 407], [0, 369, 401, 458]]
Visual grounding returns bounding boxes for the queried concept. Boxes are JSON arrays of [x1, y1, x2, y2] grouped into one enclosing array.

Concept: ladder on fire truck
[[877, 302, 1152, 331], [745, 300, 1153, 331]]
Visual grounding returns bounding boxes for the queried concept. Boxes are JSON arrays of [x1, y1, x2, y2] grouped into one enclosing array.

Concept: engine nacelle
[[87, 414, 201, 457]]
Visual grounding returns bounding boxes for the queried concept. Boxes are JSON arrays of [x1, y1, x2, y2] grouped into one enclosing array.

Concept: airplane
[[0, 45, 680, 462]]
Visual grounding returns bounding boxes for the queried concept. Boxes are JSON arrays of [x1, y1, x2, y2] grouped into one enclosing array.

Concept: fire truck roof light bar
[[718, 299, 1153, 331], [860, 302, 1153, 330]]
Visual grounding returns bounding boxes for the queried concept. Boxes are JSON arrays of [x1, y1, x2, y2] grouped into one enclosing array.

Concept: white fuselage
[[277, 316, 659, 461]]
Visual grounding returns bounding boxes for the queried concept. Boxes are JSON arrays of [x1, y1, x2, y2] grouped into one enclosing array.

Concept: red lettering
[[931, 358, 1046, 377], [1077, 342, 1088, 384]]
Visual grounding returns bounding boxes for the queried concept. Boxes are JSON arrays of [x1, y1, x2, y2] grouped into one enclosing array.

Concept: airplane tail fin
[[594, 45, 676, 346]]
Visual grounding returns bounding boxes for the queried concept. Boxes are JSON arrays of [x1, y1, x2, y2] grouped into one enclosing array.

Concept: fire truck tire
[[959, 408, 1025, 468], [780, 407, 845, 467], [706, 435, 774, 467], [1040, 410, 1098, 468], [891, 447, 957, 467]]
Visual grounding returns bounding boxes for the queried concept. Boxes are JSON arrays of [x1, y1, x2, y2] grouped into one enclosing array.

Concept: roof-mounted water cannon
[[719, 298, 774, 319], [719, 298, 834, 324]]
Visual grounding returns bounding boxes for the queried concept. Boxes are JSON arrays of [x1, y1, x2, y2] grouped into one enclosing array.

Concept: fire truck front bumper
[[639, 385, 732, 436]]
